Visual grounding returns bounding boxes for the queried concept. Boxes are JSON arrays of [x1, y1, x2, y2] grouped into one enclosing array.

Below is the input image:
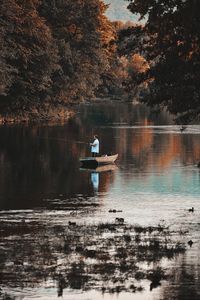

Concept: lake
[[0, 101, 200, 300]]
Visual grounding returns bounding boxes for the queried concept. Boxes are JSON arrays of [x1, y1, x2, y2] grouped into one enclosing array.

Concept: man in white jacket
[[90, 135, 99, 157]]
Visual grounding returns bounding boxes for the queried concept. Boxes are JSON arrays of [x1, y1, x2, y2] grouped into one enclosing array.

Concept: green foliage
[[127, 0, 200, 122]]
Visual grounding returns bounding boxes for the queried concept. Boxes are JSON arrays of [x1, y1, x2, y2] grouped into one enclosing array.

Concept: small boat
[[80, 153, 118, 167]]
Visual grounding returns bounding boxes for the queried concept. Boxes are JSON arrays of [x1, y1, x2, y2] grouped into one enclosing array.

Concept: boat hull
[[80, 164, 118, 173], [80, 154, 118, 167]]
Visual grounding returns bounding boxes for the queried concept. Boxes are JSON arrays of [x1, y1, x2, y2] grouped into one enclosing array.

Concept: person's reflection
[[91, 172, 99, 191]]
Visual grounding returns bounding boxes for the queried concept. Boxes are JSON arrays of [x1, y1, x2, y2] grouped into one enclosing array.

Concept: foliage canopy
[[0, 0, 114, 113], [127, 0, 200, 122]]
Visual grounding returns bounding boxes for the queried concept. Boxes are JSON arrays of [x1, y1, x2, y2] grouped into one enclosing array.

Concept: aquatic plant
[[0, 218, 187, 296]]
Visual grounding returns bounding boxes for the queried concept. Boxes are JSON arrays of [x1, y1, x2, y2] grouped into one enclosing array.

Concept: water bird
[[188, 207, 194, 212], [109, 209, 122, 213], [180, 125, 187, 132], [150, 280, 161, 291], [109, 209, 116, 213], [115, 217, 124, 224], [68, 221, 76, 226], [188, 240, 193, 247]]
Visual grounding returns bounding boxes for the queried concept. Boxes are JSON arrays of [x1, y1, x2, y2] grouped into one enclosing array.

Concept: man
[[90, 135, 99, 157]]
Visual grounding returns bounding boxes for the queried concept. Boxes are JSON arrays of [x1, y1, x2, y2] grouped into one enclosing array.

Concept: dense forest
[[0, 0, 117, 120], [124, 0, 200, 123], [0, 0, 200, 123]]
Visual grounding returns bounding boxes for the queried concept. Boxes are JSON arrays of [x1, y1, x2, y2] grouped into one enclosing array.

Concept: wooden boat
[[80, 164, 118, 173], [80, 153, 118, 167]]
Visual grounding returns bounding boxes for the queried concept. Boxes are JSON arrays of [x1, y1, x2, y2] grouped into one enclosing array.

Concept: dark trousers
[[92, 152, 98, 157]]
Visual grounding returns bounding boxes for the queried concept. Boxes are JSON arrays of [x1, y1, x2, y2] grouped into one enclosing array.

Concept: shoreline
[[0, 104, 75, 125], [0, 97, 127, 125]]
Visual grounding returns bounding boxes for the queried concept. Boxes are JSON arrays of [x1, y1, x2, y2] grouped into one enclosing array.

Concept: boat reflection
[[80, 164, 118, 192], [80, 164, 118, 173]]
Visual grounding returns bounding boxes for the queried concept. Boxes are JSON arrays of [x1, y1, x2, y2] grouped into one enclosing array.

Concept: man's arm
[[90, 140, 97, 146]]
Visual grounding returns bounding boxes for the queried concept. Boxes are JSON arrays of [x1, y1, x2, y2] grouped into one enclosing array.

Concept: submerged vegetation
[[0, 217, 187, 297]]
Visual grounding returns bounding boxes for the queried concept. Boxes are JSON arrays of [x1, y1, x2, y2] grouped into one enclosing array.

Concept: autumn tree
[[39, 0, 114, 103], [0, 0, 58, 111], [115, 23, 149, 100], [0, 0, 116, 116], [127, 0, 200, 122]]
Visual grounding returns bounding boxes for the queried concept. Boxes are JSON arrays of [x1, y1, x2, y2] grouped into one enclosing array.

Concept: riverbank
[[0, 103, 75, 125], [0, 96, 129, 125]]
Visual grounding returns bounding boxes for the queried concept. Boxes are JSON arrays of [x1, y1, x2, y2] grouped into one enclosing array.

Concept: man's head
[[94, 134, 98, 139]]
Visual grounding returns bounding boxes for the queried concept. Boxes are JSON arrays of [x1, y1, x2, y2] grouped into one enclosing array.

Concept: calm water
[[0, 102, 200, 300]]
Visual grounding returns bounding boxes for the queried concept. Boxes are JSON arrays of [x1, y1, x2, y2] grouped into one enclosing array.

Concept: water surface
[[0, 102, 200, 300]]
